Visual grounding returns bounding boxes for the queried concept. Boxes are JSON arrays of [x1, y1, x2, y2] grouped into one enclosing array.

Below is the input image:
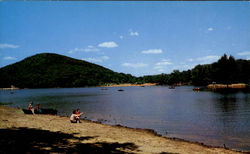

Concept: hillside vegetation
[[0, 53, 136, 88], [140, 54, 250, 86], [0, 53, 249, 88]]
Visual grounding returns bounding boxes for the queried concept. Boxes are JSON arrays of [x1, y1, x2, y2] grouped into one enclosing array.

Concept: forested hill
[[1, 53, 249, 88], [0, 53, 137, 88]]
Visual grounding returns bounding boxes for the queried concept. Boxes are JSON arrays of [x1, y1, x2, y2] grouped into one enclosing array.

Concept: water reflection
[[214, 94, 238, 113], [210, 92, 250, 151], [0, 86, 250, 151]]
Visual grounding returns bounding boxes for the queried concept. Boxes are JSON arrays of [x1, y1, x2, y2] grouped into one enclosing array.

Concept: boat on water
[[168, 86, 175, 89], [118, 89, 124, 91], [22, 108, 57, 115], [193, 88, 200, 92]]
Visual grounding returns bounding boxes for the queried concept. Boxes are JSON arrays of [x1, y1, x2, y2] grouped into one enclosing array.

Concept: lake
[[0, 86, 249, 151]]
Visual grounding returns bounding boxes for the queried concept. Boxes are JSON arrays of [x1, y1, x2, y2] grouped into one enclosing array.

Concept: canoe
[[22, 108, 57, 115]]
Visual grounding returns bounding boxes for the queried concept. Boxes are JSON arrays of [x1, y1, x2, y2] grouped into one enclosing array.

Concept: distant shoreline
[[1, 87, 20, 90], [0, 83, 157, 90], [207, 83, 248, 89], [1, 83, 249, 90], [98, 83, 157, 87]]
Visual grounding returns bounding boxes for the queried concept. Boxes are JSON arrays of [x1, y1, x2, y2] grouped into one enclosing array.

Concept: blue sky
[[0, 2, 249, 76]]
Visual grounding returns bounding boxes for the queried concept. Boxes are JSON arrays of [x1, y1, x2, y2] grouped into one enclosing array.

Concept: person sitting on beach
[[76, 108, 84, 118], [35, 104, 42, 113], [70, 110, 80, 123], [28, 101, 35, 114]]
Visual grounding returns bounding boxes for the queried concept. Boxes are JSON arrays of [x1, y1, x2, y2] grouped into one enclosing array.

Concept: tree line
[[0, 53, 249, 88], [138, 54, 250, 86]]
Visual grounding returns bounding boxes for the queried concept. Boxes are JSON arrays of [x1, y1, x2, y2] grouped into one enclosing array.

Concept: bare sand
[[207, 83, 247, 89], [0, 106, 244, 154]]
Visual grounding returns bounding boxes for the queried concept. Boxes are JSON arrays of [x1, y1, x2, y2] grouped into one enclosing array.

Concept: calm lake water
[[1, 86, 250, 151]]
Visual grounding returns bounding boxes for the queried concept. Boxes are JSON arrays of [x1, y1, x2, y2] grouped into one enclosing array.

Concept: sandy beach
[[207, 83, 247, 89], [0, 106, 244, 154]]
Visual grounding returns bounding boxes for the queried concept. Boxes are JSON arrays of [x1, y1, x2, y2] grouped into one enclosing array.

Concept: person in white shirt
[[70, 110, 80, 123]]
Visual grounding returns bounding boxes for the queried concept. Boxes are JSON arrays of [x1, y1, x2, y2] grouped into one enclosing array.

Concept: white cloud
[[98, 41, 118, 48], [3, 56, 17, 60], [208, 27, 214, 31], [129, 29, 139, 36], [0, 43, 19, 49], [122, 62, 148, 68], [68, 49, 76, 54], [187, 55, 220, 64], [153, 65, 165, 73], [173, 64, 195, 71], [130, 31, 139, 36], [237, 51, 250, 56], [157, 68, 165, 72], [68, 50, 74, 54], [196, 55, 220, 61], [82, 56, 109, 63], [68, 46, 100, 54], [141, 49, 163, 54], [101, 56, 109, 60], [83, 46, 100, 52], [153, 59, 172, 72], [237, 51, 250, 60], [120, 35, 124, 39], [154, 65, 162, 69], [155, 59, 172, 66]]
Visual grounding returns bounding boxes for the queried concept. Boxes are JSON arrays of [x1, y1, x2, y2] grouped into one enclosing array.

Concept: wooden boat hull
[[22, 109, 57, 115]]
